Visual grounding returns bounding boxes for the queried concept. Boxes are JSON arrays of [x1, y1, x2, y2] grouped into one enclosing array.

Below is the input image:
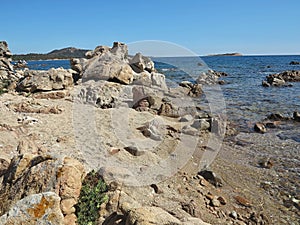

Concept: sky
[[1, 0, 300, 56]]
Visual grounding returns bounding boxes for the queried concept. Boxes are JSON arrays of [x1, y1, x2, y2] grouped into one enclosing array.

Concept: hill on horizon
[[12, 47, 90, 61]]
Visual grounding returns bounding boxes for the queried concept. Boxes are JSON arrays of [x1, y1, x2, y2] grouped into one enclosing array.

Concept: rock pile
[[196, 70, 227, 85], [0, 41, 23, 93], [71, 42, 167, 89], [262, 70, 300, 87], [0, 41, 20, 81], [16, 68, 74, 92]]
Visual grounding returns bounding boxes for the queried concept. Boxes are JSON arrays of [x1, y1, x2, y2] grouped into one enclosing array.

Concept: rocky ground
[[0, 41, 299, 225]]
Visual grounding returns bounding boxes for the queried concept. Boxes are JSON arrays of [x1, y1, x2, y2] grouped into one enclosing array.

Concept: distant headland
[[12, 47, 90, 61], [207, 52, 242, 56]]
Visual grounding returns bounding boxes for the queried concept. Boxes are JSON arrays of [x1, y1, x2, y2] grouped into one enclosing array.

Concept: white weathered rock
[[82, 51, 133, 84]]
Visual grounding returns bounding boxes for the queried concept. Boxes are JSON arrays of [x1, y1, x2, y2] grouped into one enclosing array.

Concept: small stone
[[258, 158, 274, 169], [262, 80, 271, 87], [254, 122, 266, 133], [229, 211, 238, 219], [182, 125, 199, 136], [63, 213, 77, 225], [191, 119, 210, 130], [264, 121, 280, 128], [179, 114, 194, 122], [293, 111, 300, 122], [205, 193, 214, 200], [162, 97, 171, 103], [150, 184, 163, 194], [234, 195, 252, 207], [124, 146, 145, 156], [217, 196, 226, 205], [211, 197, 221, 207], [198, 170, 223, 187], [108, 148, 120, 155], [199, 178, 209, 187], [61, 198, 76, 215], [267, 113, 285, 120]]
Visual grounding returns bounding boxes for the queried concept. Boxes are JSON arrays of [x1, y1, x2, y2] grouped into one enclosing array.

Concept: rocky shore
[[0, 41, 299, 224]]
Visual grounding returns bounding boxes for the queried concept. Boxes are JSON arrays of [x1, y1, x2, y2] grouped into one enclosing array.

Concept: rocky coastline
[[0, 41, 299, 224]]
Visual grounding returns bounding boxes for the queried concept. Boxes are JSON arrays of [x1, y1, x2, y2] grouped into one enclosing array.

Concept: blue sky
[[1, 0, 299, 55]]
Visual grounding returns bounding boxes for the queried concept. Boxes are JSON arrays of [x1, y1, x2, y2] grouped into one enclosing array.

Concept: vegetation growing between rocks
[[75, 170, 108, 225]]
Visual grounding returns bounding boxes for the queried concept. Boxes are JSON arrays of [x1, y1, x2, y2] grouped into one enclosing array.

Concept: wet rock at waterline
[[262, 70, 300, 87]]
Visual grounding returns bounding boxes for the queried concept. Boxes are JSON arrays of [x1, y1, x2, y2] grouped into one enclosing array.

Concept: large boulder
[[16, 68, 74, 92], [78, 42, 168, 89], [82, 42, 134, 84], [0, 153, 85, 224], [0, 192, 64, 225]]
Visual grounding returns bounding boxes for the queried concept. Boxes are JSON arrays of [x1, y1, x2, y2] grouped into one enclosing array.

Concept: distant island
[[12, 47, 90, 61], [207, 52, 242, 56]]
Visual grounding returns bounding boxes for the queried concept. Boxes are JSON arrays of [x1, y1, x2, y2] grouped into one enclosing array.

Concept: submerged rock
[[263, 70, 300, 87], [196, 70, 227, 85], [289, 61, 300, 65]]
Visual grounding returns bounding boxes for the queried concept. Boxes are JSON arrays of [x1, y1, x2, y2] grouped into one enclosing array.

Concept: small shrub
[[75, 170, 108, 225]]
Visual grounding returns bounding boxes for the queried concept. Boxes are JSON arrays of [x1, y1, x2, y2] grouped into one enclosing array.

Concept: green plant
[[75, 170, 108, 225]]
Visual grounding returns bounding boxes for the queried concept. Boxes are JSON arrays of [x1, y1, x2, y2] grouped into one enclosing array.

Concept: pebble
[[229, 211, 238, 219], [217, 196, 227, 205], [211, 197, 221, 207], [179, 114, 194, 122], [293, 111, 300, 122], [198, 170, 223, 187], [234, 195, 252, 207], [254, 122, 266, 133]]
